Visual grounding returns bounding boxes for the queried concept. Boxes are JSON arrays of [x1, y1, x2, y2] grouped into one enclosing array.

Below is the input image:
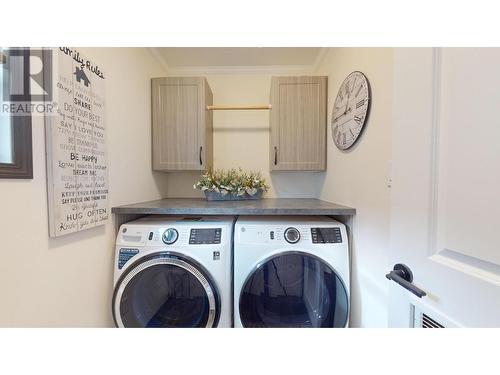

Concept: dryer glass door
[[239, 252, 348, 327], [113, 254, 220, 328]]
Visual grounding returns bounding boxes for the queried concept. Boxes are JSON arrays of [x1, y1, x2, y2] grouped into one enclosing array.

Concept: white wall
[[0, 48, 168, 327], [316, 48, 393, 327], [166, 74, 325, 198]]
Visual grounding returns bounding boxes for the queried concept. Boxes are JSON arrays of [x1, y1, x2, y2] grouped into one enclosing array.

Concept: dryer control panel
[[238, 224, 345, 245], [311, 227, 342, 244], [189, 228, 222, 244]]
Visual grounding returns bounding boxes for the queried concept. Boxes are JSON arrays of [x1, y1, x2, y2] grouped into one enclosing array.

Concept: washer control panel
[[311, 227, 343, 244], [189, 228, 222, 245]]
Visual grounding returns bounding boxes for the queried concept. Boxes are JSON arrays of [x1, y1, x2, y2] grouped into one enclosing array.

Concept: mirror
[[0, 48, 13, 164]]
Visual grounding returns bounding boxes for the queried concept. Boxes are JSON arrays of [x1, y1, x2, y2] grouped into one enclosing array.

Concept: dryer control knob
[[162, 228, 178, 245], [284, 227, 300, 244]]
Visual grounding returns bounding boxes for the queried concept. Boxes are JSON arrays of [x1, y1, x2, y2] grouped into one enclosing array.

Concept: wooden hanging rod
[[207, 104, 272, 111]]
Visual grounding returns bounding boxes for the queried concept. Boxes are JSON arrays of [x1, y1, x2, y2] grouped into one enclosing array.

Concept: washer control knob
[[162, 228, 178, 245], [284, 227, 300, 244]]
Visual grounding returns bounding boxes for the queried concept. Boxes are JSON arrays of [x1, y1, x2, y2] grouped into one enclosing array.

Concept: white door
[[388, 48, 500, 327]]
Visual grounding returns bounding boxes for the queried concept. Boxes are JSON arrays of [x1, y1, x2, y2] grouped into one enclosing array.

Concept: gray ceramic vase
[[204, 190, 263, 201]]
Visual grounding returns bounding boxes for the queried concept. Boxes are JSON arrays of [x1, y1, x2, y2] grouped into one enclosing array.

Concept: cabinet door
[[270, 76, 327, 171], [152, 77, 211, 171]]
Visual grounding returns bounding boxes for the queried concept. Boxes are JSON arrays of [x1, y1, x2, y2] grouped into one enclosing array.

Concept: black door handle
[[274, 146, 278, 165], [386, 263, 427, 298], [199, 146, 203, 165]]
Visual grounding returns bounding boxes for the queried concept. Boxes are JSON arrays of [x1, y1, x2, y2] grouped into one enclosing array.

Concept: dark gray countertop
[[111, 198, 355, 216]]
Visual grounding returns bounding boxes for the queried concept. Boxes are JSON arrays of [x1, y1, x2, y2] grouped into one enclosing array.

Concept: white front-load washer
[[112, 215, 235, 328], [234, 216, 350, 328]]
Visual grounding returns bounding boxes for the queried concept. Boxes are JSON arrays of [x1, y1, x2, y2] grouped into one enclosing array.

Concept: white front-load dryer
[[112, 215, 235, 328], [234, 216, 350, 328]]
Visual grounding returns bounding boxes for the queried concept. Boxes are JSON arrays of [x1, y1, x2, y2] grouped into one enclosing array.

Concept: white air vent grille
[[413, 306, 446, 328], [421, 313, 444, 328]]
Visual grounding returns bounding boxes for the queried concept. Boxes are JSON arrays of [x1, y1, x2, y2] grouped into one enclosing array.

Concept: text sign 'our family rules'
[[46, 47, 108, 237]]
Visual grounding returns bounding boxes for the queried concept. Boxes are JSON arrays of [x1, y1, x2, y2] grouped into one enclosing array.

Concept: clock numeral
[[355, 84, 363, 97], [354, 115, 363, 125], [356, 99, 365, 109], [337, 132, 342, 144], [342, 133, 346, 145], [349, 128, 355, 137]]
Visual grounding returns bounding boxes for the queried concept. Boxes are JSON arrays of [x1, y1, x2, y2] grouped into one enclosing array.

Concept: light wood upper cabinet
[[152, 77, 213, 171], [269, 76, 327, 171]]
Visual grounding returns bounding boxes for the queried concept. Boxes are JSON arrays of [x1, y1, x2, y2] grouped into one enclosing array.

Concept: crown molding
[[164, 64, 316, 75], [149, 47, 330, 76]]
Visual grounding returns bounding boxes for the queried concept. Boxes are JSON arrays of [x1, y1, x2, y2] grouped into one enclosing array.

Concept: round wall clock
[[331, 71, 371, 150]]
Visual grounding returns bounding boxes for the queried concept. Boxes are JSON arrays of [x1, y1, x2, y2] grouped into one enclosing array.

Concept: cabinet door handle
[[199, 146, 203, 165], [274, 146, 278, 165]]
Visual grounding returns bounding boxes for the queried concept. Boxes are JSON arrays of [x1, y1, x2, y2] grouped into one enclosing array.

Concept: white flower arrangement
[[193, 168, 270, 197]]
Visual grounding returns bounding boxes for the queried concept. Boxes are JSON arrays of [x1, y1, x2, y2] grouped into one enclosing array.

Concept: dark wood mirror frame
[[0, 48, 33, 179]]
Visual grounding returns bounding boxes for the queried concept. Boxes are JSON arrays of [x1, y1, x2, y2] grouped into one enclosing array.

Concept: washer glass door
[[239, 252, 348, 327], [114, 254, 219, 328]]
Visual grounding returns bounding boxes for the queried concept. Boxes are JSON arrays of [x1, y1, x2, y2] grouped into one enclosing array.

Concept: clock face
[[331, 71, 371, 150]]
